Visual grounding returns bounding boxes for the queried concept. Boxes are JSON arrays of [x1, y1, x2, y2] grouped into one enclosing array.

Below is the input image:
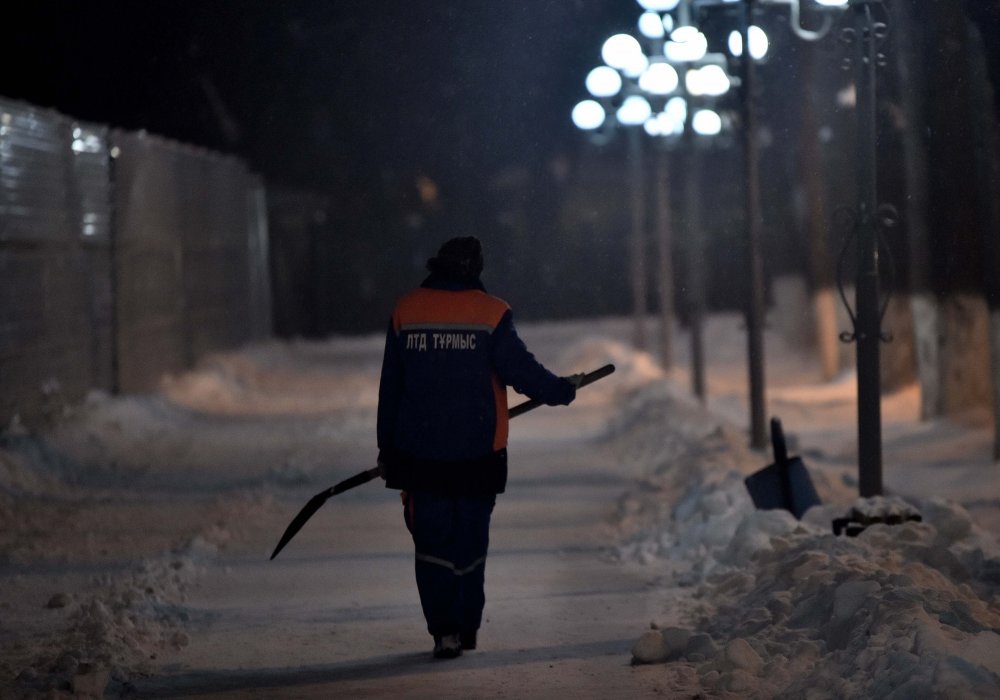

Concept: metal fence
[[0, 97, 270, 427]]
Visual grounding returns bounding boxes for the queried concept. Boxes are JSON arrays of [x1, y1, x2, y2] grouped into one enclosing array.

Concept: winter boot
[[432, 633, 462, 659], [460, 630, 477, 650]]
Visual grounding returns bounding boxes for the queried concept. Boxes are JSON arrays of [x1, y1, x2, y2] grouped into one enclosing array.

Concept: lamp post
[[574, 2, 733, 386], [628, 126, 649, 351], [697, 0, 894, 494], [692, 0, 848, 451], [649, 1, 732, 400], [686, 0, 772, 447], [588, 33, 662, 352], [598, 0, 775, 446], [851, 0, 883, 497], [739, 0, 769, 448], [632, 0, 889, 492], [837, 0, 891, 497], [575, 26, 676, 355]]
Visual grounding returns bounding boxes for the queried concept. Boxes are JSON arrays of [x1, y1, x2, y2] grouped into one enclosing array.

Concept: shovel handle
[[508, 363, 615, 419], [272, 363, 616, 560], [770, 416, 788, 466]]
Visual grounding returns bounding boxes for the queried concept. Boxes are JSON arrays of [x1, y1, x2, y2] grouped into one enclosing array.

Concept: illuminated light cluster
[[638, 62, 680, 95], [617, 95, 653, 126], [638, 11, 675, 39], [728, 26, 770, 60], [685, 64, 731, 96], [692, 109, 723, 136], [572, 100, 606, 130], [586, 66, 623, 98], [638, 12, 665, 39], [602, 34, 648, 79], [636, 0, 681, 10], [665, 25, 708, 63], [643, 96, 687, 138], [573, 0, 748, 138]]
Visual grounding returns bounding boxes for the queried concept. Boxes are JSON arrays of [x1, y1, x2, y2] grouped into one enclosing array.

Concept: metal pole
[[685, 137, 707, 401], [741, 0, 768, 448], [628, 127, 649, 350], [108, 140, 121, 395], [853, 0, 883, 496], [655, 148, 674, 369]]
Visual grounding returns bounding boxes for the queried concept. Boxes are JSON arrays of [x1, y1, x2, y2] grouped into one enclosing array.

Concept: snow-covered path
[[132, 399, 695, 698], [3, 315, 999, 698]]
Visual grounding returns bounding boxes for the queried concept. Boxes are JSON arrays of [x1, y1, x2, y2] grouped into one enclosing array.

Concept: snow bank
[[1, 425, 273, 696], [5, 316, 998, 698], [6, 542, 211, 697], [556, 336, 664, 390], [0, 487, 273, 697], [673, 511, 1000, 698], [160, 338, 383, 416], [613, 381, 1000, 698]]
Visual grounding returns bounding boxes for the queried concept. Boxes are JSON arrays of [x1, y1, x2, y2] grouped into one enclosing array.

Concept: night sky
[[2, 1, 640, 191]]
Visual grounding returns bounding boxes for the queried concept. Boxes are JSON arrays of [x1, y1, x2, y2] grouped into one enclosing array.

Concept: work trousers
[[403, 491, 495, 638]]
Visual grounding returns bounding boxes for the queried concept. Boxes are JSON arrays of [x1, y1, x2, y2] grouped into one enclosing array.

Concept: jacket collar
[[420, 273, 487, 293]]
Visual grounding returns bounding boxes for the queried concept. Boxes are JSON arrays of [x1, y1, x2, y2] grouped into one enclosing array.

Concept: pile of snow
[[160, 338, 383, 416], [633, 505, 1000, 697], [612, 381, 1000, 697], [556, 336, 664, 391], [1, 424, 272, 696], [8, 542, 212, 697], [609, 383, 761, 580]]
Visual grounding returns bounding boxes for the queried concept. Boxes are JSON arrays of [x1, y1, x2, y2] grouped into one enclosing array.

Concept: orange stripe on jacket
[[392, 288, 509, 332], [491, 375, 508, 451]]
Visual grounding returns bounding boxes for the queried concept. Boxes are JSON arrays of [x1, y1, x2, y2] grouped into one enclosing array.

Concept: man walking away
[[377, 236, 578, 659]]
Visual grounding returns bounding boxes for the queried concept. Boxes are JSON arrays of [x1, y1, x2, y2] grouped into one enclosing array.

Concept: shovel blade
[[744, 456, 821, 520], [270, 490, 331, 560]]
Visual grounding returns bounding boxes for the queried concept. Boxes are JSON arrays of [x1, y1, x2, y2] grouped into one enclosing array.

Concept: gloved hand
[[567, 373, 586, 388]]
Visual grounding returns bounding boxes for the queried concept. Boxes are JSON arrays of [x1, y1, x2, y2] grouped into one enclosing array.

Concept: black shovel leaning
[[270, 363, 616, 560], [744, 416, 821, 519]]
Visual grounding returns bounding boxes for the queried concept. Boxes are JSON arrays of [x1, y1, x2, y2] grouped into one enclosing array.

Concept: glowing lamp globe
[[586, 66, 623, 98], [572, 100, 606, 130]]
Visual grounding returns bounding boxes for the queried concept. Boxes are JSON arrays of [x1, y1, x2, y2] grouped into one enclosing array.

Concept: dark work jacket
[[377, 274, 575, 496]]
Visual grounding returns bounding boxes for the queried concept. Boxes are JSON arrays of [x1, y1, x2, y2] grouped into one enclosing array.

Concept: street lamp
[[630, 0, 885, 492], [684, 0, 848, 448], [637, 0, 737, 384], [571, 100, 606, 131], [832, 0, 892, 497], [573, 4, 734, 369], [632, 0, 773, 445], [577, 32, 663, 352], [727, 25, 770, 59], [637, 0, 683, 10], [719, 0, 889, 495], [585, 66, 623, 99]]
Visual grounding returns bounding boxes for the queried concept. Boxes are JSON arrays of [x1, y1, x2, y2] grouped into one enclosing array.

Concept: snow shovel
[[743, 416, 820, 520], [270, 363, 616, 560]]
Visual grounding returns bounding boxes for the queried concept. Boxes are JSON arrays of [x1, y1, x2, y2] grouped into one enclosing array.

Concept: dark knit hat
[[426, 236, 484, 281]]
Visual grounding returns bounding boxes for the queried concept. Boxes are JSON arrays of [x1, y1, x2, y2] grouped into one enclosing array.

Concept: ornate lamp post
[[696, 0, 893, 498], [686, 0, 849, 451], [835, 0, 892, 496], [612, 0, 890, 496]]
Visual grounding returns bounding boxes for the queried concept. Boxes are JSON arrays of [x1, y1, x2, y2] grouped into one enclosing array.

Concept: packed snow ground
[[1, 313, 998, 698]]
